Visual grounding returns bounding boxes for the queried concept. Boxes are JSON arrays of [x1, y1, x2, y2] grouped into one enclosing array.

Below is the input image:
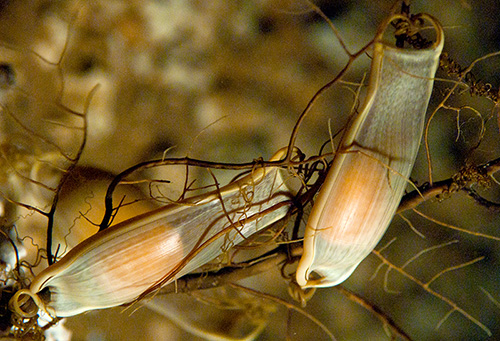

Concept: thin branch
[[463, 187, 500, 211], [479, 287, 500, 310], [412, 208, 500, 241], [397, 157, 500, 213], [98, 152, 330, 231], [334, 285, 412, 341], [372, 249, 491, 336], [228, 283, 336, 341], [426, 256, 484, 287], [46, 84, 97, 265], [158, 245, 293, 295]]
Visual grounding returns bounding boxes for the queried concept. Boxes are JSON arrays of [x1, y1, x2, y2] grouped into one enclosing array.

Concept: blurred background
[[1, 0, 500, 340]]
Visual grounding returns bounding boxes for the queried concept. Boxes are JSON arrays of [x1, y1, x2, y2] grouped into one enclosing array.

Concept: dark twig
[[462, 187, 500, 211], [334, 285, 412, 341], [397, 157, 500, 213], [158, 244, 296, 295], [46, 84, 97, 265]]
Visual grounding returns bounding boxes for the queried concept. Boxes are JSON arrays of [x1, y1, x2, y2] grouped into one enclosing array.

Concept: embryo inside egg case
[[2, 1, 500, 340]]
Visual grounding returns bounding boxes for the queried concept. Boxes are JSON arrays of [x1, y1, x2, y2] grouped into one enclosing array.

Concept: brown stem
[[157, 245, 295, 295], [397, 157, 500, 213], [334, 285, 413, 341]]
